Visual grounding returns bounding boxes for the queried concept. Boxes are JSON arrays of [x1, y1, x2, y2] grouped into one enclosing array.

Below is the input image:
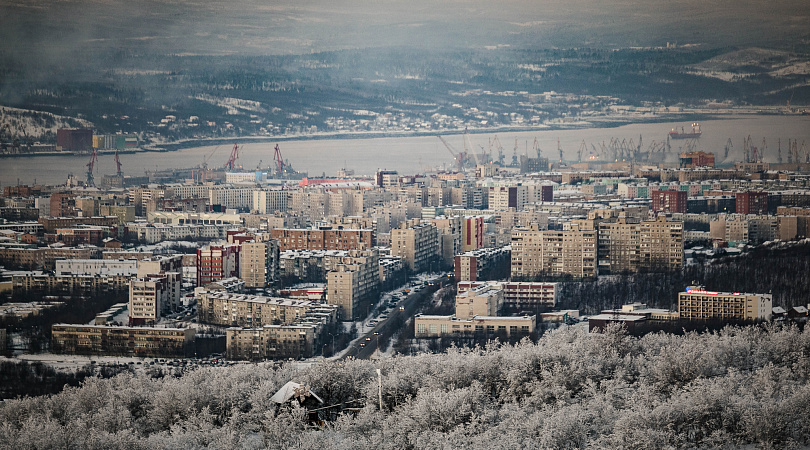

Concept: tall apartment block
[[197, 243, 240, 286], [240, 240, 280, 289], [597, 216, 683, 274], [510, 221, 597, 279], [390, 220, 440, 273]]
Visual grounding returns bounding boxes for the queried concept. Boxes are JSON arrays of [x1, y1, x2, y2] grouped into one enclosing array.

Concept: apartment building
[[454, 283, 503, 319], [652, 190, 687, 213], [458, 280, 558, 310], [390, 220, 440, 272], [488, 185, 528, 211], [129, 274, 179, 325], [597, 216, 683, 274], [430, 215, 462, 267], [454, 246, 511, 282], [125, 222, 230, 244], [736, 191, 769, 215], [197, 291, 330, 327], [12, 273, 131, 294], [226, 324, 317, 360], [197, 243, 240, 286], [326, 249, 380, 321], [252, 189, 290, 214], [414, 314, 535, 338], [240, 240, 280, 289], [510, 221, 597, 279], [52, 324, 194, 357], [678, 286, 772, 321], [55, 258, 138, 276], [271, 228, 374, 251], [209, 187, 254, 211]]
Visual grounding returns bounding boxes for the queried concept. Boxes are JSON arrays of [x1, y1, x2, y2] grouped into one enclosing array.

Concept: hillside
[[1, 324, 809, 449]]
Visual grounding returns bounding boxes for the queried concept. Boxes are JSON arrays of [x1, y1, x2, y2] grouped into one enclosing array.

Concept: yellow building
[[678, 286, 772, 322]]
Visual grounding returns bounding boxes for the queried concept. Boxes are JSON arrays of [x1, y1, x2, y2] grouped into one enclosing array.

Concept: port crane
[[724, 139, 733, 161], [225, 143, 240, 171], [273, 144, 288, 175], [577, 140, 587, 163], [437, 135, 468, 171], [490, 135, 505, 165], [86, 148, 98, 187], [114, 150, 122, 176]]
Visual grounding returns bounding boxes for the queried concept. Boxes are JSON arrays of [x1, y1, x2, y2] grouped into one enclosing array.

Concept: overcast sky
[[1, 0, 808, 62]]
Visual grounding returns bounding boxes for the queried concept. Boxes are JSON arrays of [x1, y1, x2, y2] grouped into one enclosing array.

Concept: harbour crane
[[577, 140, 587, 162], [533, 137, 542, 158], [777, 138, 782, 164], [225, 143, 240, 171], [463, 129, 481, 166], [490, 135, 505, 165], [274, 144, 287, 175], [438, 135, 468, 171], [724, 139, 733, 160], [86, 148, 98, 187], [557, 138, 563, 163], [114, 150, 122, 176]]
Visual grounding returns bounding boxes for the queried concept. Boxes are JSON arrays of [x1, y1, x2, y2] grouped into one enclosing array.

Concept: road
[[343, 274, 453, 360]]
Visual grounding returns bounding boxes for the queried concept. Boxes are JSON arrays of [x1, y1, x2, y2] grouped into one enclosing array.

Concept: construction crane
[[86, 148, 98, 187], [114, 150, 122, 177], [438, 135, 468, 171], [225, 143, 240, 171]]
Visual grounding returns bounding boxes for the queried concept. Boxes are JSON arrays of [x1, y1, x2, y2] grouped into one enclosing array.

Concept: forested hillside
[[2, 324, 809, 449]]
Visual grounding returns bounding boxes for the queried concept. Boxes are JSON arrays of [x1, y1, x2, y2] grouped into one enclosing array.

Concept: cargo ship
[[669, 122, 702, 139]]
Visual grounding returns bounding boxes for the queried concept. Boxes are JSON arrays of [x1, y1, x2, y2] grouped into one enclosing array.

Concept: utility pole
[[376, 368, 383, 411]]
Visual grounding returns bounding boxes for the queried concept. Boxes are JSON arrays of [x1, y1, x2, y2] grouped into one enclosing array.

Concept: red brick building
[[679, 151, 715, 168], [652, 190, 687, 213], [56, 129, 93, 152], [270, 228, 374, 251], [736, 192, 769, 215]]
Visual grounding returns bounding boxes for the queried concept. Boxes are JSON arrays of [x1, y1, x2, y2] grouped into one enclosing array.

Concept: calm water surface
[[2, 115, 809, 185]]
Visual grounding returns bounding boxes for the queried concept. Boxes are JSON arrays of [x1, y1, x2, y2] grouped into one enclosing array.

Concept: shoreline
[[0, 109, 799, 159], [0, 114, 699, 158]]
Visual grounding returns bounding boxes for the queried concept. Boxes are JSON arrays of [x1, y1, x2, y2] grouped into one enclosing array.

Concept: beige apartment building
[[678, 286, 772, 321], [415, 314, 535, 337], [458, 280, 558, 310], [390, 220, 440, 272], [197, 291, 324, 327], [226, 324, 316, 360], [597, 216, 683, 274], [510, 221, 597, 279], [52, 324, 194, 357], [326, 249, 380, 320], [128, 273, 181, 325], [240, 240, 280, 289], [430, 215, 462, 267]]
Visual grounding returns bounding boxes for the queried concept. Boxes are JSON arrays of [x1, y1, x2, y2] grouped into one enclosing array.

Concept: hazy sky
[[1, 0, 808, 62]]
